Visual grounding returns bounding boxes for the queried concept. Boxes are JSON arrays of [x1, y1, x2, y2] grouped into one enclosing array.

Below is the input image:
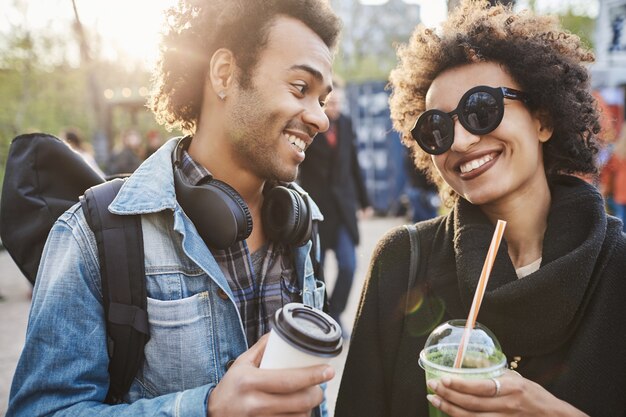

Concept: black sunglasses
[[411, 85, 528, 155]]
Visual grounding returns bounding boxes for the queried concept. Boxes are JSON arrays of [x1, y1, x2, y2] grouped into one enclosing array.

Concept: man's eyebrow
[[289, 64, 333, 94]]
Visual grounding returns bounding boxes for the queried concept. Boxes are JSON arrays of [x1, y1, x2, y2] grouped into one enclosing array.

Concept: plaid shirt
[[180, 150, 300, 345]]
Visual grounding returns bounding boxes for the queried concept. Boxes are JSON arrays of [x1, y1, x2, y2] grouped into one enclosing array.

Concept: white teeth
[[460, 154, 495, 174], [286, 134, 305, 152]]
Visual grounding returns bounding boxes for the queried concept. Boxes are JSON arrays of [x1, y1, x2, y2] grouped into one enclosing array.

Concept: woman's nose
[[449, 120, 480, 153]]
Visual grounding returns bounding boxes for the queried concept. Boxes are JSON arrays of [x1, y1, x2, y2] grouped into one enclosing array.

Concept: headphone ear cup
[[262, 186, 312, 246], [207, 179, 254, 244], [174, 166, 252, 249]]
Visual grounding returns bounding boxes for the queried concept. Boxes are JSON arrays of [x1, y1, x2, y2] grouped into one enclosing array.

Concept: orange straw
[[453, 219, 507, 368]]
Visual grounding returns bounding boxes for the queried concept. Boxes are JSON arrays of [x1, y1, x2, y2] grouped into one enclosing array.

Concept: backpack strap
[[81, 179, 149, 404], [404, 224, 420, 315], [310, 220, 329, 313]]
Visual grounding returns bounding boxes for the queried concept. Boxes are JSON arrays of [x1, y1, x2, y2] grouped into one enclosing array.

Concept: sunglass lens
[[415, 113, 453, 154], [462, 91, 500, 132]]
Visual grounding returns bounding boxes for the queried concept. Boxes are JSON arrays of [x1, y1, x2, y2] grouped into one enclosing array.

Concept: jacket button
[[217, 288, 229, 300], [226, 359, 235, 371]]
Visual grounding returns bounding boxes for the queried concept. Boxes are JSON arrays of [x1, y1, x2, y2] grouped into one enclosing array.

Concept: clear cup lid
[[419, 320, 506, 372]]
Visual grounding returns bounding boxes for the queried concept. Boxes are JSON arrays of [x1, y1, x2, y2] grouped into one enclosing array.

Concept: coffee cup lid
[[271, 303, 343, 357]]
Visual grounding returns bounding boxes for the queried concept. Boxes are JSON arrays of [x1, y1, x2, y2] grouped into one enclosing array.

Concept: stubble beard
[[227, 86, 297, 183]]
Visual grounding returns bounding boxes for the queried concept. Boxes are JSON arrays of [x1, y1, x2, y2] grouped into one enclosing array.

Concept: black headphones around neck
[[172, 136, 312, 249]]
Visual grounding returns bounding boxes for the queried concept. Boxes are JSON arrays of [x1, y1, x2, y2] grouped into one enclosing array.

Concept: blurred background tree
[[0, 0, 91, 176], [0, 0, 170, 187], [558, 7, 596, 49], [333, 0, 597, 83], [0, 0, 600, 189]]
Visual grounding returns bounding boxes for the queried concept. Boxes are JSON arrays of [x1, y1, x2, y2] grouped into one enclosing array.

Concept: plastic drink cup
[[260, 302, 343, 369], [418, 320, 507, 417]]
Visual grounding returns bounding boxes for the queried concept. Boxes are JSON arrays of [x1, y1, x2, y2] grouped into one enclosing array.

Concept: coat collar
[[429, 175, 617, 356]]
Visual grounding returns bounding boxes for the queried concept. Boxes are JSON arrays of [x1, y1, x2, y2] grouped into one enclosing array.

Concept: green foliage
[[0, 21, 165, 190], [522, 0, 596, 50], [0, 67, 92, 134], [559, 8, 596, 50], [336, 1, 597, 83], [0, 67, 88, 188]]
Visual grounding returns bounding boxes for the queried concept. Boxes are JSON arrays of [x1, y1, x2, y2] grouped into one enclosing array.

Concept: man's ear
[[207, 48, 235, 99], [534, 110, 554, 143]]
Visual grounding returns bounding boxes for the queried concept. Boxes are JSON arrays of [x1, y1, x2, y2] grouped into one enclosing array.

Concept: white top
[[515, 257, 542, 279]]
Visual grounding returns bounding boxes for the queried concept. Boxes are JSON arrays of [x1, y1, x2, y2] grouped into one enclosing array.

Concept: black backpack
[[0, 133, 149, 403]]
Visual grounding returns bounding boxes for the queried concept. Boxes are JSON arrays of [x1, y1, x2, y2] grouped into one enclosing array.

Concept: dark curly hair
[[389, 0, 600, 206], [150, 0, 342, 133]]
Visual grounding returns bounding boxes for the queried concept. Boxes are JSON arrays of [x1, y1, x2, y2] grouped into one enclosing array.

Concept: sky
[[0, 0, 598, 69]]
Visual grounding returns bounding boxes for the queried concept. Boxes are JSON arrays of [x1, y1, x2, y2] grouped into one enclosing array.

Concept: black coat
[[299, 114, 370, 247], [336, 175, 626, 417]]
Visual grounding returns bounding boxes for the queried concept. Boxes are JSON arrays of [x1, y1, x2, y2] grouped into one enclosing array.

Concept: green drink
[[418, 320, 506, 417]]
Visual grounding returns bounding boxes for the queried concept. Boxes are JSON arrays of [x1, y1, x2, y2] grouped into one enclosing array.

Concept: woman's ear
[[207, 48, 235, 100], [534, 110, 554, 143]]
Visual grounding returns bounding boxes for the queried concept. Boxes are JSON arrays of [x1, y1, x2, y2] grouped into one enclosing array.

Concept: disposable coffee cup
[[260, 302, 343, 369], [418, 320, 506, 417]]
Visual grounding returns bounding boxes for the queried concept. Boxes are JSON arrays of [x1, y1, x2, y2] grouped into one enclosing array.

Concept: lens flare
[[403, 287, 446, 337]]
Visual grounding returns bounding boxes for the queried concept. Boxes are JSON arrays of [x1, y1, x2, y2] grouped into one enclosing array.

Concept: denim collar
[[109, 137, 180, 215]]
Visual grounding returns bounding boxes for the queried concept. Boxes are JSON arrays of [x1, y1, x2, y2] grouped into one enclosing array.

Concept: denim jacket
[[7, 138, 327, 417]]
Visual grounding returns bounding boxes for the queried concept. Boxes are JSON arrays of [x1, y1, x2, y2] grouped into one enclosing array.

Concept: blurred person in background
[[336, 1, 626, 416], [404, 149, 440, 223], [298, 81, 372, 333], [62, 127, 105, 178], [600, 122, 626, 230], [144, 129, 165, 159], [7, 1, 342, 416], [106, 128, 143, 176]]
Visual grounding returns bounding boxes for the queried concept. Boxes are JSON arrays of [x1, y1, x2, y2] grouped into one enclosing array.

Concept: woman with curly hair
[[335, 1, 626, 416]]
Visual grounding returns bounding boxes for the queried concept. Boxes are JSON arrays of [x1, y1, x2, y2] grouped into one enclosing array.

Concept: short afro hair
[[150, 0, 342, 134]]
